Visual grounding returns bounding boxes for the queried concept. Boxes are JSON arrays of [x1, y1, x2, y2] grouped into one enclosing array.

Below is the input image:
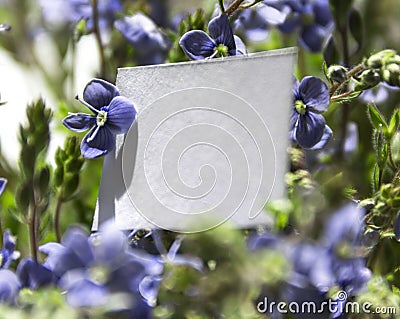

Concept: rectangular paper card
[[93, 48, 297, 232]]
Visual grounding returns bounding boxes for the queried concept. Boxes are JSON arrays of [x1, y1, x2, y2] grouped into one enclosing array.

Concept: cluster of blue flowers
[[250, 203, 371, 318], [1, 0, 400, 317]]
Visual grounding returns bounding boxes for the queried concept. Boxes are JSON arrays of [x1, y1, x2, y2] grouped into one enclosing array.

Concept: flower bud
[[382, 68, 400, 87], [366, 49, 396, 68], [327, 65, 348, 83], [355, 69, 381, 90]]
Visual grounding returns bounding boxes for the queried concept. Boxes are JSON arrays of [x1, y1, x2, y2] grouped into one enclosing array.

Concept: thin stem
[[54, 195, 64, 242], [218, 0, 225, 13], [297, 46, 307, 79], [337, 23, 351, 158], [29, 199, 38, 262], [224, 0, 247, 15], [92, 0, 107, 78], [239, 0, 263, 9], [330, 90, 357, 102], [329, 63, 366, 97]]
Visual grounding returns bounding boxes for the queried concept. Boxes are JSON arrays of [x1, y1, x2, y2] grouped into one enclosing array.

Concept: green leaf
[[373, 163, 380, 193], [388, 109, 400, 138], [331, 90, 362, 103], [348, 8, 363, 53], [323, 36, 340, 66], [368, 104, 388, 131], [329, 0, 354, 28]]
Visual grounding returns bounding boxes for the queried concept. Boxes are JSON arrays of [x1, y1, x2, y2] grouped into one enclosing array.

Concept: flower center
[[88, 264, 110, 286], [300, 11, 315, 26], [215, 44, 229, 57], [295, 100, 307, 115], [96, 110, 108, 127], [0, 253, 3, 268]]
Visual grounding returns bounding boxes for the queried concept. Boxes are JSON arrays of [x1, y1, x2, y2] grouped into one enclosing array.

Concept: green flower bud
[[17, 183, 31, 214], [54, 166, 64, 188], [65, 158, 84, 173], [327, 65, 348, 83], [63, 173, 80, 199], [355, 69, 381, 90], [366, 49, 396, 68], [382, 68, 400, 87], [36, 166, 50, 196]]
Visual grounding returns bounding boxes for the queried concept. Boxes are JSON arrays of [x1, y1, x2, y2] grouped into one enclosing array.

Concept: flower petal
[[233, 35, 247, 56], [308, 125, 332, 151], [299, 76, 330, 113], [83, 78, 120, 110], [16, 258, 55, 289], [0, 269, 20, 304], [81, 126, 115, 159], [106, 96, 137, 134], [295, 112, 326, 149], [62, 113, 96, 132], [299, 24, 327, 53], [208, 14, 235, 52], [179, 30, 216, 60], [0, 178, 6, 196], [313, 1, 333, 27], [65, 278, 108, 307], [395, 212, 400, 241]]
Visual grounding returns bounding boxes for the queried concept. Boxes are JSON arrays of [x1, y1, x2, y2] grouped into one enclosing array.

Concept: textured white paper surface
[[93, 48, 297, 232]]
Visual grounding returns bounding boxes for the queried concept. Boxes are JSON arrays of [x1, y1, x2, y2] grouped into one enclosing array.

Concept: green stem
[[387, 142, 398, 171], [329, 63, 366, 97], [92, 0, 107, 78], [297, 46, 307, 79], [330, 90, 356, 102], [337, 23, 351, 158], [224, 0, 247, 15], [54, 195, 64, 242], [218, 0, 225, 13], [29, 199, 38, 262]]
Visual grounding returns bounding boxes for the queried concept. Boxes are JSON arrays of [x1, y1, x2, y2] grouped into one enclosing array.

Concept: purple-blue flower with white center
[[0, 230, 19, 269], [39, 223, 162, 316], [180, 14, 247, 60], [264, 0, 333, 52], [291, 76, 331, 149], [115, 13, 169, 65], [63, 79, 137, 159]]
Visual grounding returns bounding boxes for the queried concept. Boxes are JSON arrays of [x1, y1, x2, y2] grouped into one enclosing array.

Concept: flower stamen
[[295, 100, 307, 115]]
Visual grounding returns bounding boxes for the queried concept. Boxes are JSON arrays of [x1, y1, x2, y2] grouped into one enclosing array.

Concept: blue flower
[[0, 178, 6, 196], [63, 79, 137, 159], [0, 269, 20, 304], [115, 13, 169, 65], [180, 14, 246, 60], [40, 223, 162, 316], [233, 3, 286, 42], [264, 0, 333, 52], [39, 0, 122, 31], [0, 230, 19, 269], [16, 258, 56, 290], [291, 76, 331, 149], [394, 212, 400, 241]]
